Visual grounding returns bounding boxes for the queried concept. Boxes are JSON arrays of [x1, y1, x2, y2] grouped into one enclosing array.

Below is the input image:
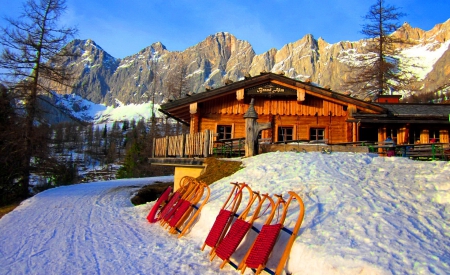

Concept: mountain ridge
[[56, 19, 450, 107]]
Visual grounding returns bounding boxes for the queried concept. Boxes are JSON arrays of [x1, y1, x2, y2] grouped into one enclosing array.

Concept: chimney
[[375, 95, 402, 103]]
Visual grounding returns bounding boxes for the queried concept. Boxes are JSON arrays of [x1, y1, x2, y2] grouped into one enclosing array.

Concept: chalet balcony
[[152, 130, 246, 160], [152, 130, 215, 159]]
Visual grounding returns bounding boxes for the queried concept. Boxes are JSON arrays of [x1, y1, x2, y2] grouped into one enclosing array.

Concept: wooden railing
[[152, 130, 215, 158]]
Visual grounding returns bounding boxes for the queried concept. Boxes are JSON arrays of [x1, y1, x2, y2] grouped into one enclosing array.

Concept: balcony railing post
[[204, 129, 210, 157], [165, 136, 169, 158], [152, 137, 156, 158], [181, 134, 186, 158]]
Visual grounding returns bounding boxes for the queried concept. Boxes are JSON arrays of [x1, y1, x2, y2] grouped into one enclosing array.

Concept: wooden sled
[[239, 191, 305, 275], [159, 176, 198, 227], [172, 181, 211, 238], [146, 186, 172, 223], [201, 182, 249, 255], [212, 192, 275, 270], [151, 176, 210, 238]]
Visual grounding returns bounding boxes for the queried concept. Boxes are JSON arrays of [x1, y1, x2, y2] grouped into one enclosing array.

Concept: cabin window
[[310, 128, 325, 141], [386, 128, 397, 143], [278, 127, 293, 142], [217, 125, 232, 140], [409, 128, 421, 144], [429, 129, 440, 143]]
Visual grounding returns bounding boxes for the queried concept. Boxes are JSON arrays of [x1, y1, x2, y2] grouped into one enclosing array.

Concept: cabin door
[[359, 126, 378, 142]]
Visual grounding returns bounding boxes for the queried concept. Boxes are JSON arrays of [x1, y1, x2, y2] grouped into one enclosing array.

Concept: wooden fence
[[153, 130, 215, 158]]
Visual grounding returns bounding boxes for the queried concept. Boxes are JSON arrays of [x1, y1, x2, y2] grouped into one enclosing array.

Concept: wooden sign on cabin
[[246, 83, 297, 97]]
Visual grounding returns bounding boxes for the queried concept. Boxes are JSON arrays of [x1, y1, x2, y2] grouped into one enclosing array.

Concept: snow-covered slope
[[1, 152, 449, 274]]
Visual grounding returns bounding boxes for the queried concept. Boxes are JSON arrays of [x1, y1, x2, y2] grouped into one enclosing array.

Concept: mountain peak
[[83, 39, 103, 51], [149, 42, 167, 54], [427, 18, 450, 42], [393, 22, 425, 41]]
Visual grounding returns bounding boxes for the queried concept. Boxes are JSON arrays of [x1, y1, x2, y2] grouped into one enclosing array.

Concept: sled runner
[[274, 192, 305, 275], [239, 191, 305, 275], [146, 186, 172, 223], [201, 182, 249, 254]]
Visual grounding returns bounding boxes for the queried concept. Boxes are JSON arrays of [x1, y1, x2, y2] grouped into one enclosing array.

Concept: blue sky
[[1, 0, 449, 59]]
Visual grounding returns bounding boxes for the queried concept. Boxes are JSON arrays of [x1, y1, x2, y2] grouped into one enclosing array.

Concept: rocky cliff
[[59, 19, 450, 106]]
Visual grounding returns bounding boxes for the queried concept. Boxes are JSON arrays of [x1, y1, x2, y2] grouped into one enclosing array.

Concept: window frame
[[217, 125, 232, 140], [309, 127, 326, 141], [277, 126, 294, 142]]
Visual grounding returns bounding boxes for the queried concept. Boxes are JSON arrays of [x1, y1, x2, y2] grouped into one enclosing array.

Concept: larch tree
[[0, 0, 77, 198], [345, 0, 416, 99], [164, 52, 189, 135]]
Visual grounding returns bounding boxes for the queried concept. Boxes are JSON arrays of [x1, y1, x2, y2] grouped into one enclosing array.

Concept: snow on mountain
[[52, 92, 161, 124], [401, 40, 450, 80], [93, 101, 161, 124]]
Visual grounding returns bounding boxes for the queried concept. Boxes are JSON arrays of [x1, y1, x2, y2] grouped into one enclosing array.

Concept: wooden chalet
[[153, 72, 450, 188], [159, 72, 450, 147]]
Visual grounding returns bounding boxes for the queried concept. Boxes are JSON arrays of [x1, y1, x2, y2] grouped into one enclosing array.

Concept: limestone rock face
[[56, 20, 450, 106], [61, 39, 120, 104]]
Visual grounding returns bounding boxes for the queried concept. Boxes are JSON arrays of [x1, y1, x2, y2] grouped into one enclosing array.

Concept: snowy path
[[0, 177, 235, 275]]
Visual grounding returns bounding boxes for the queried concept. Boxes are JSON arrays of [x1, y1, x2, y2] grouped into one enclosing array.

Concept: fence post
[[181, 134, 186, 158], [204, 129, 210, 157], [165, 136, 169, 158], [152, 137, 156, 158], [432, 144, 435, 160]]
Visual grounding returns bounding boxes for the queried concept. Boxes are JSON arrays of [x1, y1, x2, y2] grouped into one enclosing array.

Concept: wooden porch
[[152, 132, 450, 161], [152, 130, 247, 159]]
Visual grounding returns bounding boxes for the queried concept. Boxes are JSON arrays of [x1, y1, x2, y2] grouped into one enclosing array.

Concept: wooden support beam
[[236, 88, 244, 101], [190, 102, 198, 114], [297, 88, 305, 102]]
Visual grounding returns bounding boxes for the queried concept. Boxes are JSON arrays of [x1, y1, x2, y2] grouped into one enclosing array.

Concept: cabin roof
[[349, 103, 450, 124], [159, 72, 387, 124], [378, 103, 450, 116]]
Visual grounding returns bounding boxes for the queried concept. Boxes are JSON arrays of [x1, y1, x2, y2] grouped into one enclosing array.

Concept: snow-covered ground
[[1, 152, 449, 275]]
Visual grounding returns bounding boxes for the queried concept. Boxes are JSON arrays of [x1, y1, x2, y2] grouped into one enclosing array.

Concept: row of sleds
[[146, 176, 305, 275]]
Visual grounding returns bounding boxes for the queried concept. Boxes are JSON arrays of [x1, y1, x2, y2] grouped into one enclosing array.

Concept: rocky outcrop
[[62, 39, 120, 104], [56, 20, 450, 106]]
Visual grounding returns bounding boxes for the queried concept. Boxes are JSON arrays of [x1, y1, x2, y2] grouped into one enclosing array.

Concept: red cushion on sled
[[204, 209, 234, 247], [168, 199, 191, 227], [160, 192, 181, 221], [245, 223, 282, 268], [215, 219, 252, 260]]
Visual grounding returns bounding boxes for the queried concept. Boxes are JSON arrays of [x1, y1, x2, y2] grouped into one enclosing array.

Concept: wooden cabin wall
[[199, 114, 246, 140], [440, 130, 449, 143], [254, 97, 347, 117], [268, 115, 348, 142], [200, 94, 347, 117], [197, 93, 351, 142], [198, 114, 350, 143], [201, 94, 247, 115]]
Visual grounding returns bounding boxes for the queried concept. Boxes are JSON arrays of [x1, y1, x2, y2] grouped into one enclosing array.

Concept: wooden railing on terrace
[[152, 130, 215, 158]]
